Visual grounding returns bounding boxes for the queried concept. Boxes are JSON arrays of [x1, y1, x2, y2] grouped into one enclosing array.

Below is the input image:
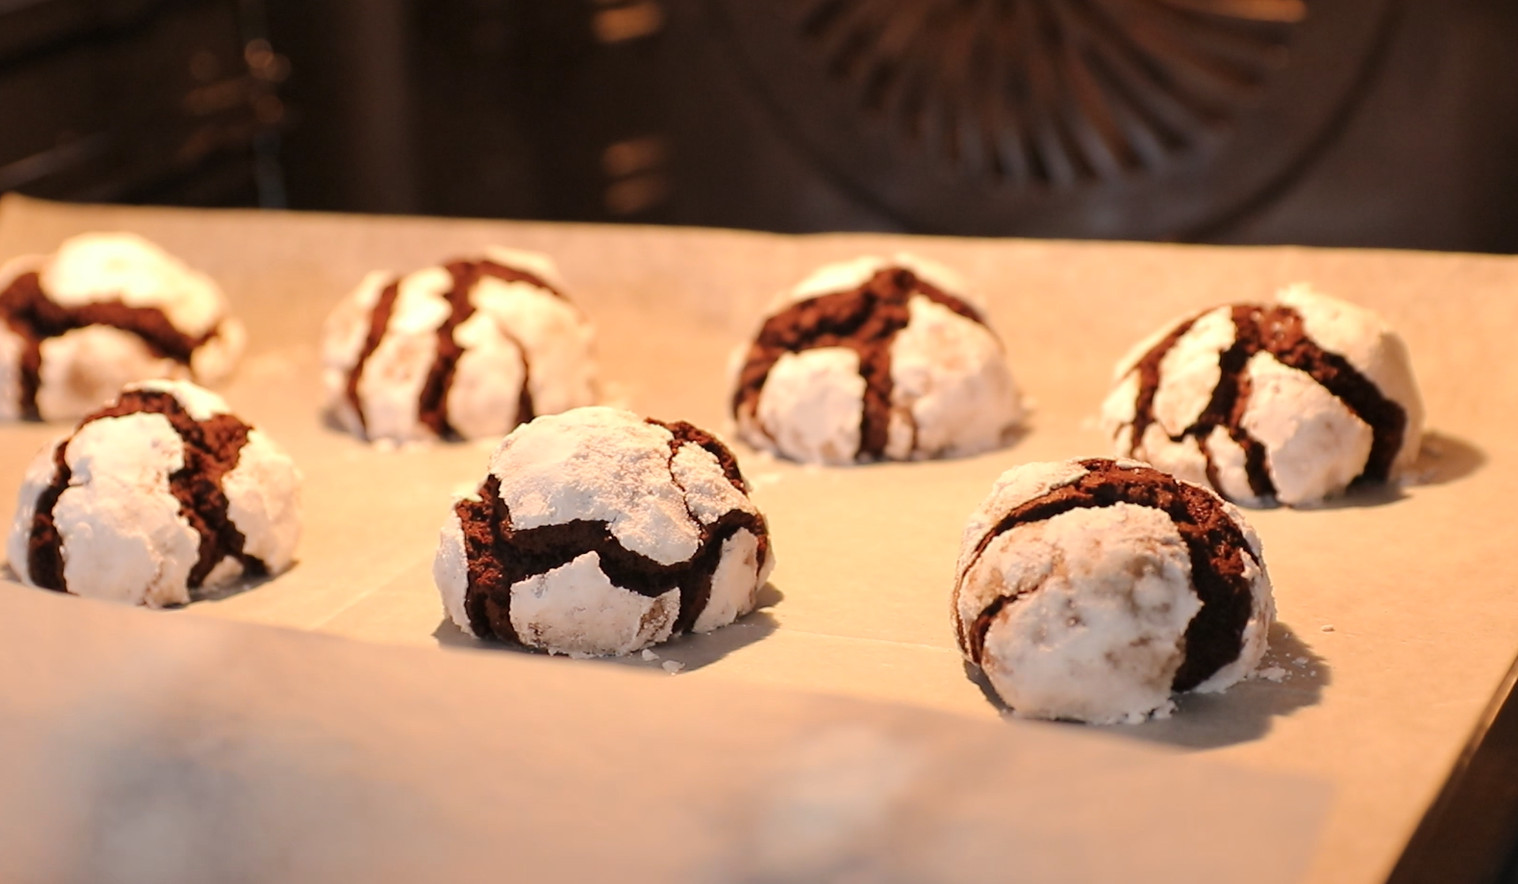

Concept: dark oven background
[[2, 0, 1516, 252]]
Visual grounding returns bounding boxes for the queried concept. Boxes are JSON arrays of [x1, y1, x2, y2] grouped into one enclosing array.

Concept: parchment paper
[[5, 193, 1515, 883]]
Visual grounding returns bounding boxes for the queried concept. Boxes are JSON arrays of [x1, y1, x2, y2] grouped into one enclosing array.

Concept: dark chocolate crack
[[1251, 306, 1407, 483], [417, 259, 564, 437], [0, 271, 222, 421], [347, 259, 564, 438], [457, 455, 771, 647], [731, 266, 988, 461], [414, 263, 479, 438], [646, 417, 749, 494], [343, 279, 401, 435], [1120, 303, 1408, 501], [956, 459, 1259, 693], [25, 389, 264, 596], [24, 440, 72, 592], [647, 417, 770, 632], [1125, 315, 1200, 475]]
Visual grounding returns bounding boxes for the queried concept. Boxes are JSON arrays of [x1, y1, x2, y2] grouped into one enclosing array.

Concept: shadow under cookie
[[964, 620, 1328, 749], [1272, 430, 1485, 511], [1405, 430, 1486, 487], [1109, 621, 1330, 750], [188, 567, 287, 604], [432, 582, 785, 674]]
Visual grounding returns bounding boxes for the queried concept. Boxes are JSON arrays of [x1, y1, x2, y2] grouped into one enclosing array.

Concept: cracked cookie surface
[[322, 247, 596, 444], [0, 233, 245, 421], [1101, 285, 1423, 507], [953, 458, 1273, 724], [6, 380, 301, 607], [434, 407, 775, 656], [731, 254, 1023, 464]]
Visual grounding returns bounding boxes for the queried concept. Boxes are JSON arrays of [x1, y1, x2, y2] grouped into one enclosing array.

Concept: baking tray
[[2, 194, 1515, 883]]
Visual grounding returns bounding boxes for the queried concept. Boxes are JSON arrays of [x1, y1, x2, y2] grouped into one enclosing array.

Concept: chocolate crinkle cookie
[[6, 380, 302, 608], [0, 232, 246, 422], [322, 247, 597, 444], [1101, 285, 1424, 507], [731, 254, 1024, 464], [434, 406, 775, 657], [953, 458, 1274, 725]]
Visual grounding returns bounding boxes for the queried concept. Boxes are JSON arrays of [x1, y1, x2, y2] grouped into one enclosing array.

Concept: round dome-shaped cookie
[[434, 406, 775, 657], [0, 232, 246, 421], [321, 247, 598, 444], [6, 380, 302, 608], [1100, 285, 1424, 507], [731, 254, 1024, 464], [953, 458, 1273, 725]]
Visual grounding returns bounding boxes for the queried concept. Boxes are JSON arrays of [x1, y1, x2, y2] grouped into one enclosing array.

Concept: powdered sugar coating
[[1279, 285, 1425, 476], [321, 250, 596, 444], [43, 233, 225, 336], [32, 327, 176, 422], [953, 458, 1273, 724], [5, 380, 302, 607], [446, 309, 527, 440], [886, 296, 1022, 460], [0, 322, 21, 418], [1100, 285, 1423, 507], [693, 528, 767, 634], [491, 408, 701, 565], [785, 253, 975, 308], [751, 348, 865, 466], [343, 267, 449, 440], [1239, 351, 1372, 506], [4, 439, 58, 582], [133, 376, 229, 420], [509, 552, 680, 656], [434, 513, 471, 630], [965, 504, 1201, 724], [222, 428, 303, 574], [1147, 306, 1234, 437], [954, 458, 1092, 579], [47, 412, 202, 606], [434, 406, 775, 656], [732, 254, 1023, 464], [322, 271, 389, 384], [0, 233, 245, 421], [671, 443, 752, 526], [468, 273, 594, 418]]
